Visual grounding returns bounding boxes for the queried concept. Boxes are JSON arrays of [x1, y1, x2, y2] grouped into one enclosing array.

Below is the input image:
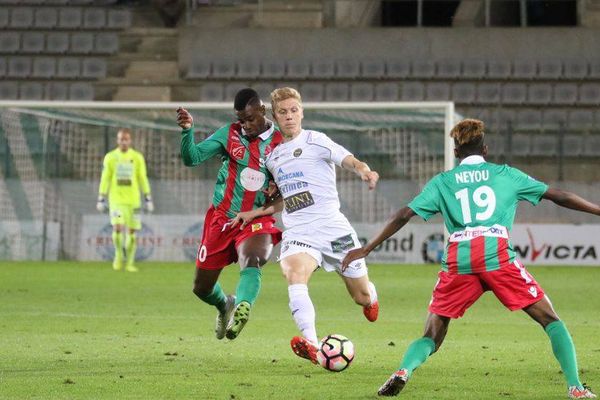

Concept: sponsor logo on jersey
[[283, 190, 315, 213], [280, 181, 309, 194], [231, 145, 246, 160], [293, 148, 303, 157], [251, 223, 263, 232], [331, 234, 355, 253], [449, 224, 508, 242], [278, 170, 304, 182], [240, 167, 266, 191]]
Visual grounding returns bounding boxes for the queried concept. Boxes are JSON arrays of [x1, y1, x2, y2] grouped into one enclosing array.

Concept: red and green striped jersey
[[408, 155, 548, 274], [181, 122, 283, 218]]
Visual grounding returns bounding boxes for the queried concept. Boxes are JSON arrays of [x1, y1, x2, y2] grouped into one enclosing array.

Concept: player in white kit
[[230, 87, 380, 364]]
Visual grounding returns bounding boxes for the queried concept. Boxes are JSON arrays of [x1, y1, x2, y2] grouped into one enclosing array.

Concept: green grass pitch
[[1, 261, 598, 399]]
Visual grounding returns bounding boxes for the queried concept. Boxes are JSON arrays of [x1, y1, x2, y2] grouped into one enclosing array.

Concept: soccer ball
[[316, 334, 355, 372]]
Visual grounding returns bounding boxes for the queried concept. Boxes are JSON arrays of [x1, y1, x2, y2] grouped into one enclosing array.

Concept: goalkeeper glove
[[96, 195, 107, 212], [144, 194, 154, 213]]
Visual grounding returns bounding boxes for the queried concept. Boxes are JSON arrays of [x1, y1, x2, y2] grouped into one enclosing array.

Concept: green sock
[[125, 232, 137, 267], [112, 231, 123, 263], [199, 283, 227, 312], [235, 267, 262, 306], [399, 337, 436, 377], [545, 320, 583, 388]]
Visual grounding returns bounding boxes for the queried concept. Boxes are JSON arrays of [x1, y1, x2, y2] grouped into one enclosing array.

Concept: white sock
[[288, 284, 318, 345], [368, 281, 378, 304]]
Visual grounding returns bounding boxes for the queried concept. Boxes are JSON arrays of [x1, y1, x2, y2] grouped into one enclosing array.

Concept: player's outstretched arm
[[341, 155, 379, 190], [177, 107, 223, 167], [543, 187, 600, 216], [230, 197, 284, 230], [341, 206, 416, 270]]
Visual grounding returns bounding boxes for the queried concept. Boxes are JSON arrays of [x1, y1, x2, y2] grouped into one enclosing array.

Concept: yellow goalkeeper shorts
[[109, 204, 141, 230]]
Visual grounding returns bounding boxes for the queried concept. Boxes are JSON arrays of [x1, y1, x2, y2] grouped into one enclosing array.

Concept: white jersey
[[265, 129, 351, 230]]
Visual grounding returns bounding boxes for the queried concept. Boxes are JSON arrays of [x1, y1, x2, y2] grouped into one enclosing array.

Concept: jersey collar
[[241, 119, 275, 141], [460, 155, 486, 165]]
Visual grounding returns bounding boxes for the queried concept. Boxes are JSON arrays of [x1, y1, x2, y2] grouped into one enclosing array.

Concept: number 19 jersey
[[408, 155, 548, 274]]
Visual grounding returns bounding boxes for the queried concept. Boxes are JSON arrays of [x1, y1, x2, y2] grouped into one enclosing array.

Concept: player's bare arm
[[230, 196, 284, 230], [341, 155, 379, 190], [341, 206, 416, 270], [177, 107, 193, 129], [543, 187, 600, 216]]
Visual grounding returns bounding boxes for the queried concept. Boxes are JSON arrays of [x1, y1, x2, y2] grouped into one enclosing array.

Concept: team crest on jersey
[[251, 223, 263, 232], [293, 148, 303, 157], [231, 145, 246, 160]]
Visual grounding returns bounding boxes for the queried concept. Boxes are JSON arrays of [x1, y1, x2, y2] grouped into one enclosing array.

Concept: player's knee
[[192, 282, 212, 298], [239, 254, 267, 268]]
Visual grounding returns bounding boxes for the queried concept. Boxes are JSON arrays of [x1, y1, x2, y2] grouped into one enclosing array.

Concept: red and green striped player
[[177, 88, 283, 341], [343, 119, 597, 399]]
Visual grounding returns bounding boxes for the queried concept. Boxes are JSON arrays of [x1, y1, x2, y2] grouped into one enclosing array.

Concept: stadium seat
[[537, 59, 562, 79], [300, 82, 324, 101], [32, 57, 56, 78], [10, 7, 34, 28], [562, 134, 583, 157], [286, 59, 310, 79], [311, 59, 335, 78], [510, 134, 532, 156], [224, 82, 248, 100], [8, 56, 31, 78], [0, 58, 6, 77], [512, 60, 536, 79], [236, 59, 260, 79], [553, 83, 578, 105], [360, 59, 384, 78], [0, 81, 18, 99], [261, 59, 285, 79], [484, 132, 505, 154], [45, 83, 68, 100], [542, 109, 567, 130], [462, 58, 486, 79], [437, 59, 461, 78], [563, 59, 588, 79], [19, 82, 44, 100], [324, 83, 349, 101], [335, 58, 359, 78], [350, 82, 374, 101], [487, 59, 511, 79], [451, 82, 476, 104], [374, 82, 398, 101], [411, 59, 435, 78], [589, 60, 600, 79], [46, 33, 69, 53], [476, 82, 500, 103], [21, 32, 45, 53], [516, 108, 542, 130], [400, 82, 424, 101], [567, 109, 594, 129], [83, 8, 106, 29], [0, 8, 8, 28], [107, 9, 131, 29], [385, 58, 409, 78], [34, 7, 58, 28], [531, 134, 557, 156], [0, 31, 20, 53], [56, 57, 80, 78], [501, 83, 527, 105], [578, 83, 600, 105], [187, 59, 210, 79], [199, 83, 224, 101], [250, 82, 274, 100], [81, 57, 106, 79], [94, 32, 119, 54], [212, 59, 235, 78], [68, 82, 94, 100], [527, 83, 552, 105], [58, 7, 82, 29], [425, 82, 450, 101], [71, 33, 94, 54], [489, 108, 516, 129], [581, 135, 600, 157]]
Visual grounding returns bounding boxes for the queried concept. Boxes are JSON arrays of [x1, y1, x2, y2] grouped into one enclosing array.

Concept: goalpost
[[0, 101, 458, 262]]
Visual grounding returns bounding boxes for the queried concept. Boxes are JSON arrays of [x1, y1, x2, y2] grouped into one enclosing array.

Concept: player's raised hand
[[262, 180, 280, 202], [230, 210, 258, 230], [341, 247, 369, 272], [176, 107, 193, 130], [362, 170, 379, 191]]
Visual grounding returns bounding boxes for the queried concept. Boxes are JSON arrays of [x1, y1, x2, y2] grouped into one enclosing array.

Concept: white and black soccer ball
[[316, 334, 355, 372]]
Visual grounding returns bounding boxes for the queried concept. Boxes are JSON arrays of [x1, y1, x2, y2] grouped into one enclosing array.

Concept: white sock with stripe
[[288, 284, 318, 345]]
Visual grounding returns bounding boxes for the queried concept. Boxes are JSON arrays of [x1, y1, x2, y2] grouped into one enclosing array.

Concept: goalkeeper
[[97, 128, 153, 272]]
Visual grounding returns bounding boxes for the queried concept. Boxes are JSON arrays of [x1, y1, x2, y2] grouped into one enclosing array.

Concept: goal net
[[0, 101, 457, 262]]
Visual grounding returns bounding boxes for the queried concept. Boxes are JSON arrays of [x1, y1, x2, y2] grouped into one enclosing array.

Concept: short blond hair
[[270, 87, 302, 110], [450, 119, 485, 147]]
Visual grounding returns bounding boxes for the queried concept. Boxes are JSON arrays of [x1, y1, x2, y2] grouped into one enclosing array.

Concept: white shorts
[[279, 217, 368, 279]]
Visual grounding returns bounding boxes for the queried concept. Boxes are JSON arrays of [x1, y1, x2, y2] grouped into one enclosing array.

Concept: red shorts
[[428, 260, 545, 319], [195, 206, 282, 270]]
